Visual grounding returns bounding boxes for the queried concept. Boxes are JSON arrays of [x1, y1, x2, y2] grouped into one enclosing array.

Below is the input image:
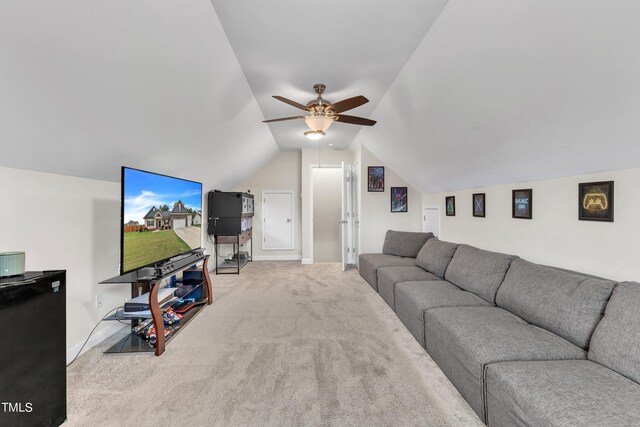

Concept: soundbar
[[154, 249, 205, 277]]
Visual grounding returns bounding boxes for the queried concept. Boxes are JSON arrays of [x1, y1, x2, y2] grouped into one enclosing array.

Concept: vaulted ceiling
[[210, 0, 447, 151], [353, 0, 640, 193], [2, 0, 640, 194], [0, 0, 278, 190]]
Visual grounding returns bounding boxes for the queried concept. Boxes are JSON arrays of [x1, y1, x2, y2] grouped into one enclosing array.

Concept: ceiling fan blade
[[335, 114, 377, 126], [331, 95, 369, 113], [262, 116, 306, 123], [273, 96, 309, 111]]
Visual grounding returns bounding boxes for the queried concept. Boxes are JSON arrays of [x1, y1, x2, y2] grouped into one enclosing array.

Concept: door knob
[[339, 220, 348, 224], [287, 218, 291, 223]]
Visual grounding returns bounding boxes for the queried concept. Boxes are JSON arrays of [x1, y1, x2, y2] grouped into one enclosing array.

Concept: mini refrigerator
[[0, 270, 66, 427]]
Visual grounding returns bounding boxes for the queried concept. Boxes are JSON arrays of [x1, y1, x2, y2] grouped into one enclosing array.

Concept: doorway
[[352, 162, 360, 268], [312, 167, 342, 262], [423, 206, 440, 237]]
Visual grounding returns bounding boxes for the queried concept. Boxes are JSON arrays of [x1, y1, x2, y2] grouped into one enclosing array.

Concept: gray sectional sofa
[[359, 230, 640, 426]]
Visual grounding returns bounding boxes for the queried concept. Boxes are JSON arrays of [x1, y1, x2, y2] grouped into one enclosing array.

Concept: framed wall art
[[579, 181, 614, 222], [391, 187, 408, 212], [367, 166, 384, 192], [472, 193, 485, 217], [512, 189, 532, 219], [445, 196, 456, 216]]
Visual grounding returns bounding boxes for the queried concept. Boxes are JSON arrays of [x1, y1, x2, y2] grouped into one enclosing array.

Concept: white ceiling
[[210, 0, 448, 151], [0, 0, 277, 189], [2, 0, 640, 194], [355, 0, 640, 193]]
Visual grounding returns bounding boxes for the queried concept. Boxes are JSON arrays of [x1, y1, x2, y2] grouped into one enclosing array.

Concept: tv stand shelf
[[100, 251, 212, 356]]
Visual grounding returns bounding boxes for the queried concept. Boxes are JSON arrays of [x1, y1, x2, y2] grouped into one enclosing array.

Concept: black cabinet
[[0, 270, 66, 427], [207, 191, 254, 273], [207, 191, 254, 235]]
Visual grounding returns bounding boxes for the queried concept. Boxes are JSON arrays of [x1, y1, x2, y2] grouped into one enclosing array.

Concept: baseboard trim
[[66, 322, 127, 364], [252, 255, 302, 261], [301, 258, 313, 265]]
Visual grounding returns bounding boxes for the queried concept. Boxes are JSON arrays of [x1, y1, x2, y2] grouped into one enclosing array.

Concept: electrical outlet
[[96, 294, 103, 309]]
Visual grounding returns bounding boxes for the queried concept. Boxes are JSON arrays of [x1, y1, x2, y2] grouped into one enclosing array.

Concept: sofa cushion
[[376, 266, 440, 310], [486, 360, 640, 427], [358, 254, 415, 291], [589, 281, 640, 384], [424, 306, 586, 422], [394, 280, 490, 347], [496, 259, 616, 349], [382, 230, 434, 258], [415, 239, 459, 278], [444, 245, 517, 304]]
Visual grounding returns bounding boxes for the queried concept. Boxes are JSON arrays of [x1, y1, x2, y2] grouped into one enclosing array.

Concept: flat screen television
[[120, 167, 203, 275]]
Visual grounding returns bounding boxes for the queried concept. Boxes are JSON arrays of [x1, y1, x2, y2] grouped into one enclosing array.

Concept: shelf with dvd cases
[[100, 250, 212, 356]]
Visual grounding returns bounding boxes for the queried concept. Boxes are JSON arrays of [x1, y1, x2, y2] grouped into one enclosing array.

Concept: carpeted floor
[[66, 262, 483, 426]]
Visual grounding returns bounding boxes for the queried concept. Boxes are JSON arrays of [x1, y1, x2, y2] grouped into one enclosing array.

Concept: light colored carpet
[[66, 262, 483, 426]]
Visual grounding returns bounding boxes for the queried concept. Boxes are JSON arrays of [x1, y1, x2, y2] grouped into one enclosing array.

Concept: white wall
[[232, 152, 302, 260], [301, 146, 354, 263], [359, 146, 423, 254], [423, 168, 640, 281], [312, 168, 342, 262], [0, 167, 129, 359]]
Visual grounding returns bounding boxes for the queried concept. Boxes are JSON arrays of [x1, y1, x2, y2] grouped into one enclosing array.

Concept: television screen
[[121, 167, 203, 274]]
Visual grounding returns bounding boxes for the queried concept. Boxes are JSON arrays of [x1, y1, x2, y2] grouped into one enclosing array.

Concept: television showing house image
[[121, 167, 203, 274]]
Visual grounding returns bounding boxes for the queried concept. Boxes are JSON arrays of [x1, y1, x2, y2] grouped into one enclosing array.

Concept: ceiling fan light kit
[[304, 115, 334, 132], [263, 83, 376, 140], [304, 130, 325, 140]]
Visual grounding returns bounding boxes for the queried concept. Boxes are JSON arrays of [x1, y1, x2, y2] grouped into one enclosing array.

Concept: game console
[[124, 287, 176, 313]]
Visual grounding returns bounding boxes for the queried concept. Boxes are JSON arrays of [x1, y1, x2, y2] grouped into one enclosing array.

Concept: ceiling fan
[[263, 84, 377, 140]]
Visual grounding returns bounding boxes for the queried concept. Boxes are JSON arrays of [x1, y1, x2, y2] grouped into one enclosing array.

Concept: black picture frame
[[579, 181, 614, 222], [391, 187, 408, 212], [472, 193, 485, 217], [445, 196, 456, 216], [512, 189, 533, 219], [367, 166, 385, 192]]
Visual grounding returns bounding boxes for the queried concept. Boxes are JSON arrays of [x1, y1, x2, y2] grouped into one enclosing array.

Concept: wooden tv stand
[[100, 251, 212, 356]]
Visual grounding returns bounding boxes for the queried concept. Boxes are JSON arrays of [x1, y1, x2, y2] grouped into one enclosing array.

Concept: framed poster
[[512, 189, 532, 219], [367, 166, 384, 192], [579, 181, 614, 222], [472, 193, 485, 217], [445, 196, 456, 216], [391, 187, 408, 212]]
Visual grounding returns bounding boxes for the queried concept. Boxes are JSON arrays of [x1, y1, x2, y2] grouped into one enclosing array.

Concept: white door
[[262, 191, 294, 250], [341, 162, 351, 271], [173, 219, 186, 229], [423, 207, 440, 237], [351, 162, 360, 268]]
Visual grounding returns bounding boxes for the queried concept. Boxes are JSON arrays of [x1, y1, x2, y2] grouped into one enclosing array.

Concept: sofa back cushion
[[415, 239, 459, 278], [496, 259, 616, 349], [589, 282, 640, 383], [444, 245, 517, 304], [382, 230, 434, 258]]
